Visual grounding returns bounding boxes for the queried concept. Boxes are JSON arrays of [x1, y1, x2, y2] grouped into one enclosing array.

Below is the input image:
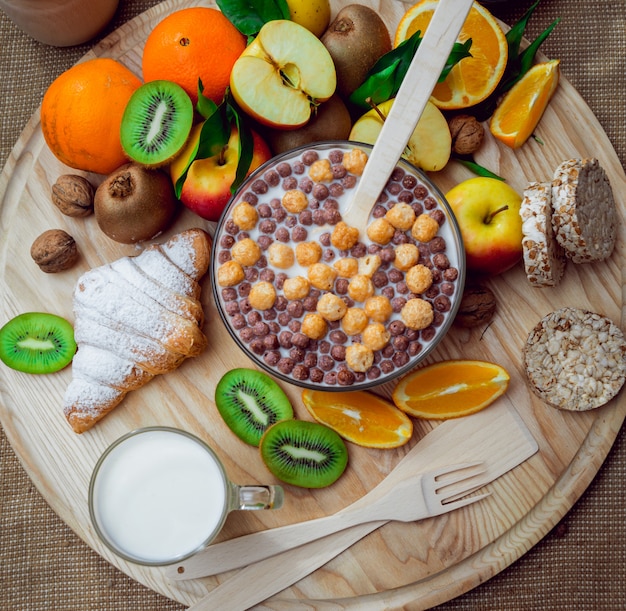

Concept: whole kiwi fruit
[[321, 5, 392, 100], [263, 95, 353, 154], [94, 162, 178, 244]]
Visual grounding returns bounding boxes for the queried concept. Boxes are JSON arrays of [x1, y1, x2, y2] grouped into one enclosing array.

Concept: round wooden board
[[1, 0, 625, 608]]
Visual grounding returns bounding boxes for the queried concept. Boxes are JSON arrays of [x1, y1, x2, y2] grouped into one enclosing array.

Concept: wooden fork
[[172, 461, 489, 577]]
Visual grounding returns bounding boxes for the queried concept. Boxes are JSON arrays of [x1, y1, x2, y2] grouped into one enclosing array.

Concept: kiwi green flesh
[[260, 420, 348, 488], [215, 368, 294, 446], [120, 80, 193, 167], [0, 312, 77, 374]]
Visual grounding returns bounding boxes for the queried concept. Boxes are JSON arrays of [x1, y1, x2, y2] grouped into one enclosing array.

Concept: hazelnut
[[51, 175, 94, 217], [30, 229, 78, 273], [448, 115, 485, 156], [454, 286, 496, 328]]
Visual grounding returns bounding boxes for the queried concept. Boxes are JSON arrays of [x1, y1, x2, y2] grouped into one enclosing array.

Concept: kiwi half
[[214, 368, 294, 446], [120, 80, 193, 167], [0, 312, 77, 374], [260, 420, 348, 488]]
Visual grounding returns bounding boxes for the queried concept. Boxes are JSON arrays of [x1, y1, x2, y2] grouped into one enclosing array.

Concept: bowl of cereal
[[212, 141, 465, 391]]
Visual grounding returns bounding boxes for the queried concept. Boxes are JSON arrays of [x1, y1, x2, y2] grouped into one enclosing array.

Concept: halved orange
[[392, 360, 509, 419], [394, 0, 508, 109], [490, 59, 560, 149], [301, 389, 413, 448]]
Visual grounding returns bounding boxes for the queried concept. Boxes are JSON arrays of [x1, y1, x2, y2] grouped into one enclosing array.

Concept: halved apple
[[230, 19, 336, 129], [349, 99, 452, 172]]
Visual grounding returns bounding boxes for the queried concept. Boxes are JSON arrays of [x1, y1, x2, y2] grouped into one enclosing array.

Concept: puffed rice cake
[[551, 158, 617, 263], [520, 181, 566, 287], [523, 307, 626, 411]]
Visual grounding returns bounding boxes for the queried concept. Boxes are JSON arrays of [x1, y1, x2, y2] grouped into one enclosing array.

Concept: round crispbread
[[551, 158, 617, 264], [520, 181, 566, 287], [523, 307, 626, 411]]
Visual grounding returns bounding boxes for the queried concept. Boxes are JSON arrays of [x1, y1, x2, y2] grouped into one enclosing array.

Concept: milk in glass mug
[[0, 0, 119, 46], [89, 427, 284, 566]]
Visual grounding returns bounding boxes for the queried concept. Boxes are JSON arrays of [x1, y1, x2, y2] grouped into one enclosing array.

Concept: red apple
[[170, 124, 271, 222], [445, 177, 523, 276], [230, 19, 336, 129]]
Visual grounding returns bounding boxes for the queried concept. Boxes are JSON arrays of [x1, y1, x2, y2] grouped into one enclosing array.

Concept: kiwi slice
[[120, 80, 193, 167], [260, 420, 348, 488], [0, 312, 77, 374], [215, 368, 294, 446]]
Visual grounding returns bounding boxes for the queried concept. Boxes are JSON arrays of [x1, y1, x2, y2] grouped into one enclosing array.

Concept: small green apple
[[230, 20, 336, 129], [349, 98, 451, 172], [445, 177, 523, 276], [170, 124, 271, 222]]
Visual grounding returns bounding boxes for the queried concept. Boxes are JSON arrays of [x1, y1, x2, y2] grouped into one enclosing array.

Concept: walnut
[[51, 175, 94, 217], [30, 229, 78, 273], [448, 115, 485, 156], [454, 286, 496, 328]]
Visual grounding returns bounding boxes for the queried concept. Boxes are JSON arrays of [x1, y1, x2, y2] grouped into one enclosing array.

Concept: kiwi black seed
[[260, 420, 348, 488], [120, 80, 193, 167], [215, 368, 294, 446], [0, 312, 77, 374]]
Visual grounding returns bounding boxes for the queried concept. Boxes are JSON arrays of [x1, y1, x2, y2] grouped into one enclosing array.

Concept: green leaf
[[452, 156, 505, 181], [174, 97, 231, 199], [441, 38, 472, 81], [516, 18, 560, 79], [196, 78, 219, 119], [350, 60, 402, 108], [349, 31, 472, 109], [174, 89, 255, 200], [228, 98, 255, 193], [216, 0, 290, 37]]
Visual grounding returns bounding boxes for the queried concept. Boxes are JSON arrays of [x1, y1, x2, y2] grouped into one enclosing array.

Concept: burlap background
[[1, 1, 624, 609]]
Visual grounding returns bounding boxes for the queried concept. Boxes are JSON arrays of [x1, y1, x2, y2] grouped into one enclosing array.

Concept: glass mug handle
[[235, 484, 284, 510]]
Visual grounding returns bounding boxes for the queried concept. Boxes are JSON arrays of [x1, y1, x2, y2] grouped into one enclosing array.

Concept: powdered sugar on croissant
[[64, 228, 211, 433]]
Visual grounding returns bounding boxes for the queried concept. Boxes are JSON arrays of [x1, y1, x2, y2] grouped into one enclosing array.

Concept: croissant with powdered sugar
[[63, 228, 212, 433]]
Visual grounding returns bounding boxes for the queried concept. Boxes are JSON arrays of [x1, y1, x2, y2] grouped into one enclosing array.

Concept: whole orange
[[41, 58, 141, 175], [142, 7, 246, 105]]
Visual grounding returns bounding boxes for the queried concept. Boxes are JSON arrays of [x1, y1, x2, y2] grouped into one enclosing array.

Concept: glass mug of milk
[[0, 0, 119, 47], [89, 427, 284, 566]]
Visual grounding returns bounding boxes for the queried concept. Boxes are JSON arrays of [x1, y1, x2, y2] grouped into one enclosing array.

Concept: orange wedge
[[490, 59, 560, 149], [394, 0, 508, 109], [302, 389, 413, 448], [392, 360, 509, 419]]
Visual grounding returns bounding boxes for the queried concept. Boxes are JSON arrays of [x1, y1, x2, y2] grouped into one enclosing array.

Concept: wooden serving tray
[[1, 1, 624, 608]]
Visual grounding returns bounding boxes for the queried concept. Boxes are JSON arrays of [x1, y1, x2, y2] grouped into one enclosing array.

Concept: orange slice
[[392, 360, 509, 419], [490, 59, 560, 149], [394, 0, 508, 109], [301, 389, 413, 448]]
